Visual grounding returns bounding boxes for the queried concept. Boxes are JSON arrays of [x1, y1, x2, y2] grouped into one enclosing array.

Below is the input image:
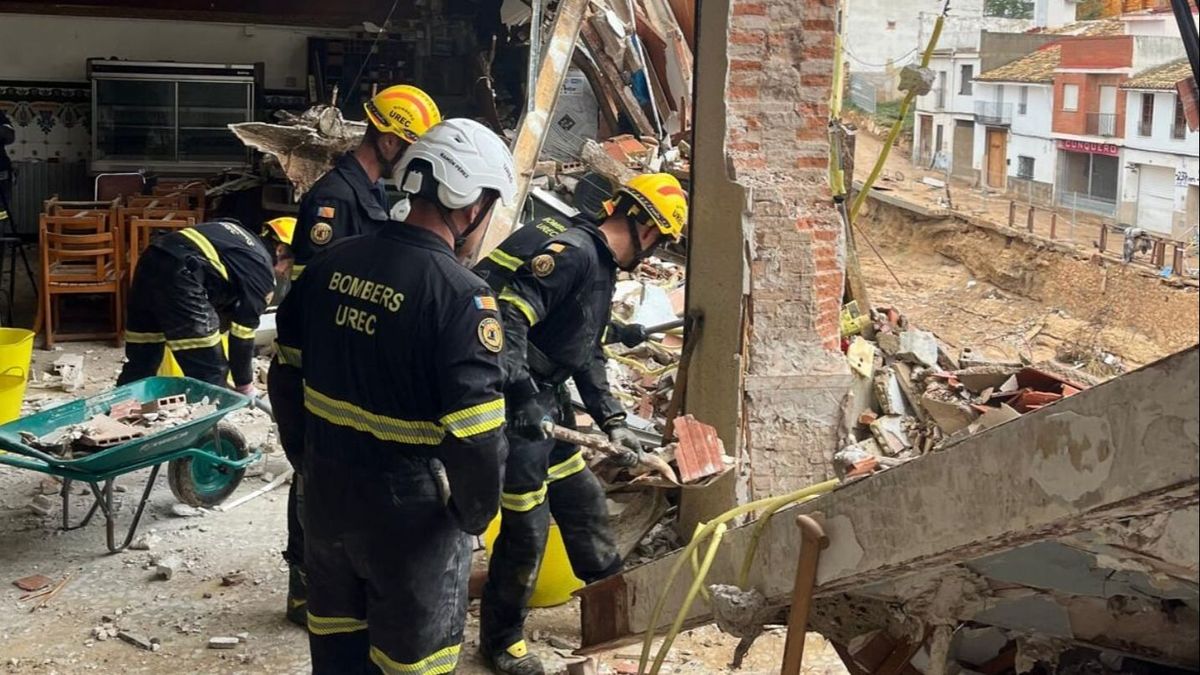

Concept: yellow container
[[158, 334, 231, 383], [483, 514, 584, 607], [0, 328, 35, 424]]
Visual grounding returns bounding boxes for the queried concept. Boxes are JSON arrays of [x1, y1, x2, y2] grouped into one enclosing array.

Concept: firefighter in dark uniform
[[117, 220, 280, 394], [272, 118, 517, 674], [479, 173, 689, 675], [289, 84, 441, 281], [272, 83, 441, 624]]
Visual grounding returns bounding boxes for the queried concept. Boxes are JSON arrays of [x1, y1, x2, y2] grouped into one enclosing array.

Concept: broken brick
[[13, 574, 53, 592], [672, 415, 725, 484]]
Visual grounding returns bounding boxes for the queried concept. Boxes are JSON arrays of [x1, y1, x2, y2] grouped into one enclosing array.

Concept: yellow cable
[[636, 479, 839, 673], [650, 523, 727, 674], [848, 9, 946, 223]]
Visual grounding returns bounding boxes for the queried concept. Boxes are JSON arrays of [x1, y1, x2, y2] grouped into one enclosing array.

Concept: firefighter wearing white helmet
[[272, 118, 516, 673]]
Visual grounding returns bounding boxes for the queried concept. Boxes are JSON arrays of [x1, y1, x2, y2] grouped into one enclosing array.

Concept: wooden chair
[[128, 216, 195, 274], [44, 196, 121, 215], [125, 194, 189, 210], [153, 181, 208, 211], [142, 207, 204, 223], [39, 214, 123, 348]]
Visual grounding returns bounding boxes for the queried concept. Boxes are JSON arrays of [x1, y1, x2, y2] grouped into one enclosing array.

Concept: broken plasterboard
[[846, 337, 876, 379]]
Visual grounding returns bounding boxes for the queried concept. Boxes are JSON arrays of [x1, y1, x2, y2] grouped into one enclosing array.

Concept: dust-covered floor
[[0, 344, 848, 675]]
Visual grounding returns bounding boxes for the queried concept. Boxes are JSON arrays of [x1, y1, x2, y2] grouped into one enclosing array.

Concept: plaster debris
[[207, 636, 240, 650]]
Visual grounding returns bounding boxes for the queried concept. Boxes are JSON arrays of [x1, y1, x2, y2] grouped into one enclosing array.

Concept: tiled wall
[[0, 81, 91, 162]]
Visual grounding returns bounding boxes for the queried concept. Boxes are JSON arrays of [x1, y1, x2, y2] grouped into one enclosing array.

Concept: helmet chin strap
[[439, 194, 497, 254]]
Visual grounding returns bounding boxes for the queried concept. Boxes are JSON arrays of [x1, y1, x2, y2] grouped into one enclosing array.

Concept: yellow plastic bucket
[[158, 334, 231, 382], [484, 514, 585, 607], [0, 328, 35, 424]]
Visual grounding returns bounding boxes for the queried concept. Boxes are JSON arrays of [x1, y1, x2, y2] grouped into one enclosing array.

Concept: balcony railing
[[1138, 118, 1154, 137], [1086, 112, 1118, 137], [975, 101, 1013, 126]]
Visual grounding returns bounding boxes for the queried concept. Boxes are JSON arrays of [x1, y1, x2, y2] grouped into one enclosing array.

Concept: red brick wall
[[1059, 36, 1133, 69], [725, 0, 850, 495], [1052, 72, 1128, 137]]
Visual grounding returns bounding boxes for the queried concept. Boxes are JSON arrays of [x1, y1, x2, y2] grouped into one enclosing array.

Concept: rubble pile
[[835, 303, 1094, 479], [19, 394, 218, 458]]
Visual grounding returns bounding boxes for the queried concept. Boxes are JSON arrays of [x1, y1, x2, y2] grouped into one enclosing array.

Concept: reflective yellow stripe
[[276, 342, 303, 368], [500, 483, 547, 513], [498, 288, 538, 326], [370, 643, 461, 675], [547, 450, 587, 483], [166, 332, 222, 351], [440, 398, 506, 439], [290, 263, 306, 281], [304, 385, 444, 445], [306, 612, 367, 636], [230, 322, 255, 340], [179, 228, 229, 280], [486, 248, 522, 271], [125, 330, 165, 344]]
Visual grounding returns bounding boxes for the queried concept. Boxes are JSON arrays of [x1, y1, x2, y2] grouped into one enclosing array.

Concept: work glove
[[509, 386, 551, 442], [605, 322, 649, 348], [604, 422, 643, 468]]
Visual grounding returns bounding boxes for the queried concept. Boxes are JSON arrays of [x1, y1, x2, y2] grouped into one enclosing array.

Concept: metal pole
[[526, 0, 543, 114]]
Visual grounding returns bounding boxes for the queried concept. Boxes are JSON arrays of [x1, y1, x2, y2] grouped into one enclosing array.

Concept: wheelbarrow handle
[[250, 395, 274, 420], [179, 446, 263, 470]]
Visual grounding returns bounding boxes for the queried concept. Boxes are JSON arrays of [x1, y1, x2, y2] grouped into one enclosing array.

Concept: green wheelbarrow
[[0, 377, 261, 553]]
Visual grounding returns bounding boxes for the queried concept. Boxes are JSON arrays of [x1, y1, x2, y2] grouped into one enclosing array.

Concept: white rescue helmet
[[393, 118, 517, 211]]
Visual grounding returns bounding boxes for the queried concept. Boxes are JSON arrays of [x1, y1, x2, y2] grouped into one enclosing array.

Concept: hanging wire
[[346, 0, 403, 101]]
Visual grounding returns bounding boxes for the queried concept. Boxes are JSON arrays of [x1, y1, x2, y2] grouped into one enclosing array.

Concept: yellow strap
[[547, 450, 587, 483], [440, 398, 506, 439], [230, 322, 256, 340], [179, 228, 230, 280], [306, 612, 368, 636], [125, 330, 165, 344], [500, 483, 547, 513], [498, 288, 538, 326], [505, 640, 529, 658], [486, 248, 523, 272], [290, 263, 306, 281], [166, 332, 222, 351], [276, 342, 303, 368], [370, 644, 461, 675], [304, 384, 445, 446]]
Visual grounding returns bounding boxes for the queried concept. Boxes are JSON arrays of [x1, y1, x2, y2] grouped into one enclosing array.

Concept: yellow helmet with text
[[363, 84, 442, 144], [608, 173, 688, 241]]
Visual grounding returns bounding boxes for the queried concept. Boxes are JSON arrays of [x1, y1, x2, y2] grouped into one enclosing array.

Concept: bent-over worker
[[478, 174, 688, 675]]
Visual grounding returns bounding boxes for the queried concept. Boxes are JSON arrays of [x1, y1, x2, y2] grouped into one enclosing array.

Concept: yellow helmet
[[363, 85, 442, 143], [609, 173, 688, 241], [264, 216, 297, 246]]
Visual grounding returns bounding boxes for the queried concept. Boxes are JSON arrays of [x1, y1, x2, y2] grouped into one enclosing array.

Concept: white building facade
[[1117, 62, 1199, 242], [973, 80, 1059, 202]]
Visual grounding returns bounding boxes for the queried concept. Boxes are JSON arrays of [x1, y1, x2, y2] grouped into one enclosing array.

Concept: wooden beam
[[473, 0, 590, 262], [579, 21, 656, 137], [576, 347, 1200, 650]]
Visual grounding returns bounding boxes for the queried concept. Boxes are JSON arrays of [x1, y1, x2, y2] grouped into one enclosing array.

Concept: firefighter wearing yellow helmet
[[290, 84, 442, 282], [277, 85, 441, 628], [477, 173, 688, 675]]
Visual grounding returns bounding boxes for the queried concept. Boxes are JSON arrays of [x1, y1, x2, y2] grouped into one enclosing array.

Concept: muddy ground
[[0, 345, 848, 675]]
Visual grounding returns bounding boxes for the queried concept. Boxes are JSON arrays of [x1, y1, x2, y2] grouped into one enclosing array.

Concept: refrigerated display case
[[89, 59, 259, 173]]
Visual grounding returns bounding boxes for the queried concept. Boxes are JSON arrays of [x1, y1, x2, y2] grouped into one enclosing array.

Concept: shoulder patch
[[548, 243, 567, 253], [317, 205, 336, 219], [478, 317, 504, 353], [311, 222, 333, 245], [531, 254, 556, 278], [474, 295, 497, 311]]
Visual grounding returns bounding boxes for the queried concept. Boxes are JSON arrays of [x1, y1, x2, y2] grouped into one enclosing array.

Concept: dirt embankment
[[857, 198, 1199, 372]]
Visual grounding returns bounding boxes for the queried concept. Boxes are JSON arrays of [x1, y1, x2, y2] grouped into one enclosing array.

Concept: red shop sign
[[1057, 139, 1120, 156]]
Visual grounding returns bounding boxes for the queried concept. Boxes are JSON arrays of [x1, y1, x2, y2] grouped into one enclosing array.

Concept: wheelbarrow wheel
[[168, 422, 249, 508]]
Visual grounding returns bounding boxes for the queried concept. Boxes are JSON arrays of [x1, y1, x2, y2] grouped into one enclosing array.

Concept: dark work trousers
[[304, 454, 471, 675], [268, 359, 306, 572], [479, 384, 622, 653], [117, 247, 225, 386]]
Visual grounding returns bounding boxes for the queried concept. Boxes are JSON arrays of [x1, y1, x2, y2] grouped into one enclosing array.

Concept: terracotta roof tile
[[1122, 58, 1191, 90], [977, 44, 1062, 84], [1041, 18, 1124, 36]]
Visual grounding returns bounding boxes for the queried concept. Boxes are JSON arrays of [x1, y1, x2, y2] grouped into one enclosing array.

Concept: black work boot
[[285, 564, 307, 627], [484, 640, 545, 675]]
